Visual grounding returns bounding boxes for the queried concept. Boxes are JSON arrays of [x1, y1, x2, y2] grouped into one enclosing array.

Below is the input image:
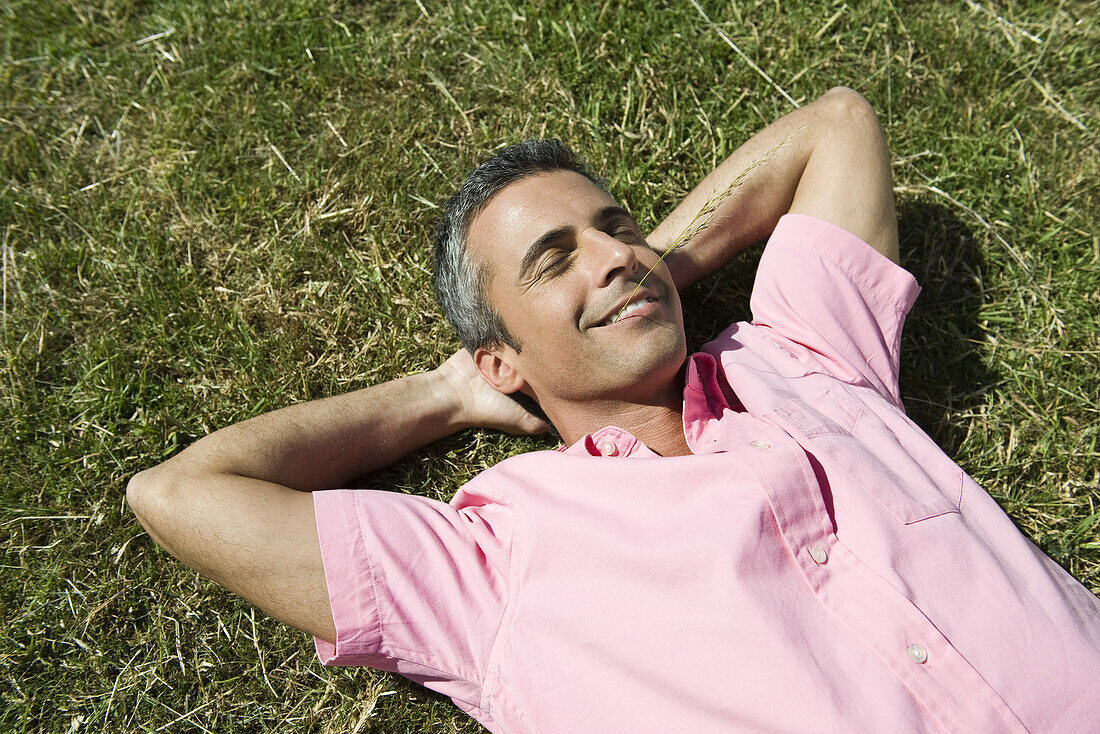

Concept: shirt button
[[907, 644, 928, 664], [809, 544, 828, 564], [597, 440, 618, 457], [750, 440, 770, 450]]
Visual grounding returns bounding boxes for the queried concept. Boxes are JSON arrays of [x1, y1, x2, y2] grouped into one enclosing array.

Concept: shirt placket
[[744, 420, 1029, 734]]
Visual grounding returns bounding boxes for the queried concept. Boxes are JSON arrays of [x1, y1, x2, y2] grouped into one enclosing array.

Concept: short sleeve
[[311, 488, 512, 708], [749, 214, 921, 407]]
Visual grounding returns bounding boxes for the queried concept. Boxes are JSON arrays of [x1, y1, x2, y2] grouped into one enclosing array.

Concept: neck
[[548, 375, 692, 457]]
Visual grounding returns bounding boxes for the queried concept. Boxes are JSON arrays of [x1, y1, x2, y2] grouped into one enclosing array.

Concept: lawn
[[2, 0, 1097, 731]]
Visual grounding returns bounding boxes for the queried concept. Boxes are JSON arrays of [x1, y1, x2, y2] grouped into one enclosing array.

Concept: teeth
[[604, 297, 655, 326]]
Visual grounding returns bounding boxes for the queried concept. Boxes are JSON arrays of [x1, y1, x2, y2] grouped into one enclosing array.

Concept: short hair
[[432, 138, 610, 353]]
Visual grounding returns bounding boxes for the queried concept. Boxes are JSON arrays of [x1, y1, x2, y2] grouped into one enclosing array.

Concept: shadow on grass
[[896, 201, 996, 457]]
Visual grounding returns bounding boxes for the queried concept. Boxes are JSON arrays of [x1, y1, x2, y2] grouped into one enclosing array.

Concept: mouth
[[595, 294, 660, 327]]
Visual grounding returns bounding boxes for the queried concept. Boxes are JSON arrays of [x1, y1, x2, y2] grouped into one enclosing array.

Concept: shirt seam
[[350, 494, 384, 652], [378, 641, 482, 702], [478, 489, 528, 722], [349, 495, 484, 692]]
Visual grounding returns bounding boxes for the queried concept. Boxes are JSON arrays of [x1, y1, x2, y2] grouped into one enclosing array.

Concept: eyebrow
[[516, 206, 637, 283]]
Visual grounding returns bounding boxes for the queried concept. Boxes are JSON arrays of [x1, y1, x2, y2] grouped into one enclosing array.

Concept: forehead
[[467, 170, 619, 274]]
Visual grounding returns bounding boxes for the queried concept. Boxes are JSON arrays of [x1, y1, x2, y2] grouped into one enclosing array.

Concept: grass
[[2, 0, 1097, 731]]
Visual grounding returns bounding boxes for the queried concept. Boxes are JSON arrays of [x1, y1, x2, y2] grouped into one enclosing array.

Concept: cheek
[[669, 287, 684, 319], [499, 288, 580, 345], [532, 284, 584, 328]]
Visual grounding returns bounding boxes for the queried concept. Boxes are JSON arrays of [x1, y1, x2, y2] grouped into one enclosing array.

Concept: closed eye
[[606, 221, 643, 243], [521, 249, 572, 286], [539, 250, 572, 276]]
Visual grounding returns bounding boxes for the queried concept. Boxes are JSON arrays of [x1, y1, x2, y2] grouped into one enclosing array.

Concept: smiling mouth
[[599, 297, 658, 327]]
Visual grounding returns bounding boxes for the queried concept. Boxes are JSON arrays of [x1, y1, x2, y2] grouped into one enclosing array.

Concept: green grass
[[2, 0, 1098, 731]]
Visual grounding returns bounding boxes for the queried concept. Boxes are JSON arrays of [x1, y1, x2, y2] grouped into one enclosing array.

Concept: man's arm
[[651, 86, 898, 290], [126, 351, 545, 643]]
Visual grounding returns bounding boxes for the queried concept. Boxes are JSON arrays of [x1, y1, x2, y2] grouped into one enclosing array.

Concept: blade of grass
[[615, 132, 797, 322]]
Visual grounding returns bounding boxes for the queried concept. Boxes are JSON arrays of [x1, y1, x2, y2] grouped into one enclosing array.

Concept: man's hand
[[437, 350, 548, 435]]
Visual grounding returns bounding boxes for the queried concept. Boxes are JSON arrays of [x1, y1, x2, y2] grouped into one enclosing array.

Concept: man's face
[[468, 170, 686, 408]]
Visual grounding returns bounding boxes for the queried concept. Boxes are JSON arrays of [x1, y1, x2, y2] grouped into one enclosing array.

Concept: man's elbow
[[822, 85, 871, 108], [820, 86, 881, 129], [126, 466, 172, 531]]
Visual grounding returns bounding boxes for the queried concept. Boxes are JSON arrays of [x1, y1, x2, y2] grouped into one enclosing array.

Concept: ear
[[473, 346, 528, 395]]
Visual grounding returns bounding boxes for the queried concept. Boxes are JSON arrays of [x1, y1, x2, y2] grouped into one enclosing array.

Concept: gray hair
[[432, 138, 610, 353]]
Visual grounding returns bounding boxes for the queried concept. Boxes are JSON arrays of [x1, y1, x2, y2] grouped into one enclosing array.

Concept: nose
[[581, 228, 638, 287]]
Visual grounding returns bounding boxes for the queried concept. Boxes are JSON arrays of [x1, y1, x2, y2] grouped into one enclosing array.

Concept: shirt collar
[[557, 353, 738, 458], [558, 425, 661, 458]]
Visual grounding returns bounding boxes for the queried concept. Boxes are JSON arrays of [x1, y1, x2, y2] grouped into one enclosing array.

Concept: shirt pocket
[[771, 388, 962, 524]]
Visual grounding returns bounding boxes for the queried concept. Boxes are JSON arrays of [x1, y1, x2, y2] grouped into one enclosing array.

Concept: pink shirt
[[314, 214, 1100, 733]]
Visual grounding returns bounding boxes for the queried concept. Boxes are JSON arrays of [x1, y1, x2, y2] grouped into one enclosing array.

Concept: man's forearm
[[150, 367, 465, 492], [124, 369, 464, 641], [651, 86, 895, 289]]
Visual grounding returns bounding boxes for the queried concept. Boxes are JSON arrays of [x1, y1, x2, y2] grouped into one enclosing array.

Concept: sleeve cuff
[[312, 489, 384, 666], [771, 213, 921, 318]]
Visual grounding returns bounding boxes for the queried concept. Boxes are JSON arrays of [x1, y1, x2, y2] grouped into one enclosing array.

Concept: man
[[127, 87, 1100, 732]]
